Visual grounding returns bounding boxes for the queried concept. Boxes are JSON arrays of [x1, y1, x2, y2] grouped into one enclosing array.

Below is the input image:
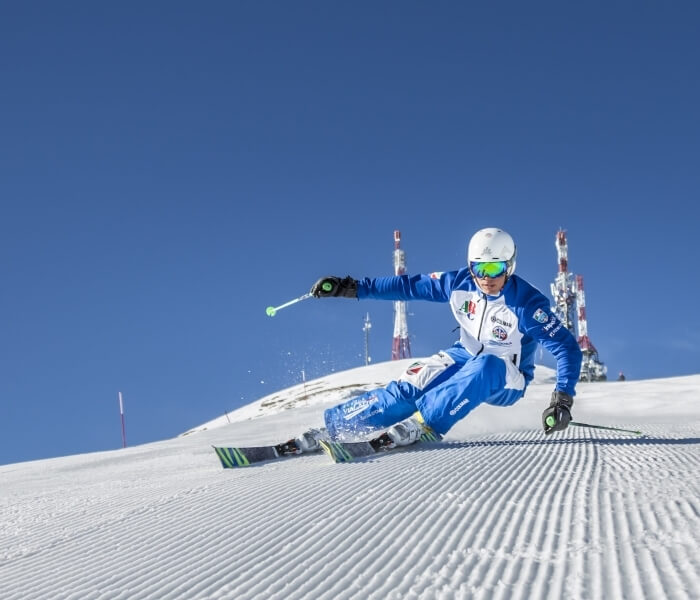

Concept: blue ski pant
[[324, 344, 527, 439]]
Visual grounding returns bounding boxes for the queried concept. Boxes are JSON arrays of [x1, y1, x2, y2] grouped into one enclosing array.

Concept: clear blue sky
[[2, 2, 699, 465]]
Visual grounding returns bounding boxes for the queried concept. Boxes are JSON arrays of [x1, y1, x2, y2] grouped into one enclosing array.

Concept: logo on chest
[[490, 315, 513, 328], [459, 300, 478, 320], [491, 326, 508, 341]]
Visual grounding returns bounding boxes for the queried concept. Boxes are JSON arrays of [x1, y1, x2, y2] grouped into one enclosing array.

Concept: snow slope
[[1, 361, 699, 600]]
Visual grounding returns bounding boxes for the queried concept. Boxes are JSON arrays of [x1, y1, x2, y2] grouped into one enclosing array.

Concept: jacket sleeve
[[520, 297, 582, 396], [356, 271, 456, 302]]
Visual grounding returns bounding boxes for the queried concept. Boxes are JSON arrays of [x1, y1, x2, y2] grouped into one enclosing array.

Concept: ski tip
[[213, 446, 251, 468]]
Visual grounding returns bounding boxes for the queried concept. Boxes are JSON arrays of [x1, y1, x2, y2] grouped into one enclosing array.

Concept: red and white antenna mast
[[391, 230, 411, 360], [550, 229, 607, 382], [550, 229, 577, 333], [575, 275, 607, 381]]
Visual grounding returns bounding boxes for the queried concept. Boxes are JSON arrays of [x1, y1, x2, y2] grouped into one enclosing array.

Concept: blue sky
[[2, 2, 699, 465]]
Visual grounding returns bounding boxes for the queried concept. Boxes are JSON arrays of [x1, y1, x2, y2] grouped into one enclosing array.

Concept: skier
[[293, 227, 583, 453]]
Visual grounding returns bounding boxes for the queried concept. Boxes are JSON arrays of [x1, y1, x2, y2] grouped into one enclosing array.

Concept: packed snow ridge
[[1, 359, 699, 600]]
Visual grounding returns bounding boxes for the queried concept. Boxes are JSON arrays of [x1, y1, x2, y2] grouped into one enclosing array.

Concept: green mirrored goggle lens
[[470, 261, 508, 278]]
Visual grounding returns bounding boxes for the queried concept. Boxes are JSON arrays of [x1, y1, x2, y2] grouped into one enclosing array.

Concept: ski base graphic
[[213, 444, 315, 468]]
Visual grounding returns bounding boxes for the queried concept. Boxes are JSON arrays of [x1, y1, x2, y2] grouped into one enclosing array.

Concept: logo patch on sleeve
[[533, 308, 549, 323]]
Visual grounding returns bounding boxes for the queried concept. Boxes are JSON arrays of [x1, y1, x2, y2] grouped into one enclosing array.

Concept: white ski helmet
[[467, 228, 517, 278]]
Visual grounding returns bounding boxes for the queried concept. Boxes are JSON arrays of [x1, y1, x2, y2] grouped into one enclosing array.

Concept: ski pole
[[569, 421, 643, 436], [266, 292, 313, 317]]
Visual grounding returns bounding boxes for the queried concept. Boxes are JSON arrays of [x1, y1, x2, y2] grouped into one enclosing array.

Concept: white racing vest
[[357, 267, 583, 396], [450, 289, 522, 364]]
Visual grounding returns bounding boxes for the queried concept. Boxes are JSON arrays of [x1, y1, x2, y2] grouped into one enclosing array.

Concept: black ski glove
[[542, 390, 573, 434], [310, 276, 358, 298]]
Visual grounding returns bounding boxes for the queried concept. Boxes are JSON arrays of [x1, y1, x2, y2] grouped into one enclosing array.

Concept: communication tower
[[550, 229, 577, 332], [550, 229, 607, 382], [576, 275, 607, 381], [391, 230, 411, 360]]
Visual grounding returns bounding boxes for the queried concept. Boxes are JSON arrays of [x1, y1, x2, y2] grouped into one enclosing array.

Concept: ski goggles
[[470, 261, 508, 279]]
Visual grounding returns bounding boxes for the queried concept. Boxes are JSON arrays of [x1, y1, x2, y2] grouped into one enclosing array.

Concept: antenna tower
[[391, 230, 411, 360], [576, 274, 607, 381], [550, 229, 607, 382], [550, 229, 577, 332]]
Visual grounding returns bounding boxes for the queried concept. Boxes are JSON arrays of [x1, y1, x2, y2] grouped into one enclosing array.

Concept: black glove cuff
[[550, 390, 574, 409], [338, 276, 357, 298]]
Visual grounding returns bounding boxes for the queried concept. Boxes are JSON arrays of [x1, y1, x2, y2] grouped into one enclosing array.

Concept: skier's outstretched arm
[[310, 273, 455, 302]]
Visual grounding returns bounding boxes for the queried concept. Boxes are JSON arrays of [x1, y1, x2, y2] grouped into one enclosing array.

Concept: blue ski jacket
[[356, 268, 582, 396]]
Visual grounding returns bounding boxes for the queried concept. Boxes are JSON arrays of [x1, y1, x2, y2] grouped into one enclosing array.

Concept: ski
[[213, 440, 316, 468], [214, 425, 443, 468], [320, 429, 442, 464]]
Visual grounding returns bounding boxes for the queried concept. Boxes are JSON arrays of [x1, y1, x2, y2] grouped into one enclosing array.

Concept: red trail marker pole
[[119, 392, 127, 448]]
